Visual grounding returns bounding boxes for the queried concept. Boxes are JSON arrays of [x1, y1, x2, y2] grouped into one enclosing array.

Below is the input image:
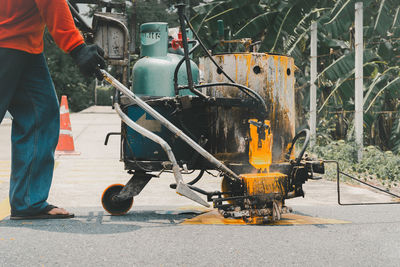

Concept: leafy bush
[[44, 34, 95, 112], [96, 86, 113, 106], [310, 140, 400, 188]]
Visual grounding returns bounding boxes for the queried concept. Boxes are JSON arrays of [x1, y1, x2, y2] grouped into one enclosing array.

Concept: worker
[[0, 0, 105, 219]]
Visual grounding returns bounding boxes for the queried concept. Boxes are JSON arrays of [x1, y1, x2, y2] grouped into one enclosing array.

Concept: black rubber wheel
[[101, 184, 133, 215]]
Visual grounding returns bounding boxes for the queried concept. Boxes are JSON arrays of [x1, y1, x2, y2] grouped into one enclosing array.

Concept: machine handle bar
[[101, 69, 240, 181]]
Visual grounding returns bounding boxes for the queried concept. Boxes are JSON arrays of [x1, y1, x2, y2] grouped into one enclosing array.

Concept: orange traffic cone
[[56, 95, 80, 155]]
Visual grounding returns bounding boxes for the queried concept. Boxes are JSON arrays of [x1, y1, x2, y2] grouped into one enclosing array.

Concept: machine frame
[[67, 1, 399, 223]]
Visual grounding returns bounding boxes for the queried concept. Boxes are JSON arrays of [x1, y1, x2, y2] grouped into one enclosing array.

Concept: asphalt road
[[0, 106, 399, 266]]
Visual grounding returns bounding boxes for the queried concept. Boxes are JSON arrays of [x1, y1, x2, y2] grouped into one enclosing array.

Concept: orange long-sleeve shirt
[[0, 0, 84, 54]]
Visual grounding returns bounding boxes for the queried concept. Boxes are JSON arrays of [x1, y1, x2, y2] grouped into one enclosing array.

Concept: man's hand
[[70, 43, 106, 80]]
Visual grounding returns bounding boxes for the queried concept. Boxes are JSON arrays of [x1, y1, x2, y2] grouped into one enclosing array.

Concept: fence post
[[310, 22, 318, 147], [355, 2, 364, 161]]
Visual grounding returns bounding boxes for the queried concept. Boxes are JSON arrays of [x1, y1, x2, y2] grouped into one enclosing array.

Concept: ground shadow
[[0, 209, 201, 235]]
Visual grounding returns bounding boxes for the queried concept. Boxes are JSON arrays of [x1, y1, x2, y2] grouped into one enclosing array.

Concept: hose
[[183, 14, 267, 116], [286, 129, 310, 164]]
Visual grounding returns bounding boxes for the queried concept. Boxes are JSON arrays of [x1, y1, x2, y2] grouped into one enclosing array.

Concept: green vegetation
[[311, 140, 400, 188], [96, 86, 114, 106], [190, 0, 400, 187], [191, 0, 400, 153], [44, 34, 95, 112]]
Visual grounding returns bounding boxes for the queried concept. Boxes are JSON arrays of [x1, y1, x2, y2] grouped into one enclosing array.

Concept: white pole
[[355, 2, 363, 161], [95, 79, 98, 106], [310, 22, 317, 147]]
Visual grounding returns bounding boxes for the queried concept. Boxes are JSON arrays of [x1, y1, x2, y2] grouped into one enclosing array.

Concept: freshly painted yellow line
[[0, 198, 11, 221], [182, 210, 351, 225]]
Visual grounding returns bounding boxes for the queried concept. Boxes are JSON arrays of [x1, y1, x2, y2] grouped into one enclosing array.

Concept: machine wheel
[[101, 184, 133, 215]]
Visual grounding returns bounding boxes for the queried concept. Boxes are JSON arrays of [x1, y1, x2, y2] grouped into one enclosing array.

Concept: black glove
[[70, 43, 106, 80]]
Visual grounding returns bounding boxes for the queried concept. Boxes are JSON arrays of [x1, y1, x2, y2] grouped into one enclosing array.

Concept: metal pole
[[95, 79, 98, 105], [185, 0, 190, 19], [310, 22, 317, 147], [129, 0, 137, 53], [355, 2, 363, 161], [176, 4, 195, 94]]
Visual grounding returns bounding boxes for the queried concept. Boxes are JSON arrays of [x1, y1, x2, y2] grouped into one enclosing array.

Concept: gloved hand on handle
[[70, 43, 106, 80]]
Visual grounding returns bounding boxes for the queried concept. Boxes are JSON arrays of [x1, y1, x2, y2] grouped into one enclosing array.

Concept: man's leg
[[0, 48, 26, 124], [8, 52, 69, 216]]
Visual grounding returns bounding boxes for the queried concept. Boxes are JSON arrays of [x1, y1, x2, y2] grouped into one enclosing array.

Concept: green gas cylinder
[[132, 22, 199, 97]]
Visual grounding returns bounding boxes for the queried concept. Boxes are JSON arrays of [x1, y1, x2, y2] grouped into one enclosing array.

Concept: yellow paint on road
[[182, 210, 351, 225], [0, 198, 10, 221], [0, 162, 11, 221], [0, 161, 11, 180]]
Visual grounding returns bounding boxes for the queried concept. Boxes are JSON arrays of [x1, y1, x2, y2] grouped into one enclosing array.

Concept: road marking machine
[[68, 1, 399, 224]]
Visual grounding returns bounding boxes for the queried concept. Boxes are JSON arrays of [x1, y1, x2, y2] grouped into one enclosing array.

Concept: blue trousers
[[0, 48, 60, 216]]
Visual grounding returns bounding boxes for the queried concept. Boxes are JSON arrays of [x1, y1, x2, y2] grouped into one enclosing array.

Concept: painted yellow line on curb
[[0, 198, 11, 221]]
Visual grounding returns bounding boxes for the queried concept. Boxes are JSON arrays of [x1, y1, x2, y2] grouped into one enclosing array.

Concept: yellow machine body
[[219, 118, 290, 223], [245, 119, 286, 196], [248, 119, 273, 172], [241, 172, 287, 196]]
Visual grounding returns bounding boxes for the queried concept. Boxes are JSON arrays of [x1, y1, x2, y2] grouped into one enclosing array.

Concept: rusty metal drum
[[199, 53, 296, 163]]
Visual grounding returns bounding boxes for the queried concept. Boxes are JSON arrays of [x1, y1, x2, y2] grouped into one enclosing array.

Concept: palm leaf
[[392, 6, 400, 29], [374, 0, 396, 37], [365, 77, 400, 112], [191, 2, 224, 32], [192, 1, 224, 15], [389, 114, 400, 153], [317, 49, 378, 81], [322, 0, 354, 38], [269, 6, 294, 52], [234, 11, 278, 39], [318, 70, 355, 113], [286, 8, 331, 56], [363, 66, 400, 106]]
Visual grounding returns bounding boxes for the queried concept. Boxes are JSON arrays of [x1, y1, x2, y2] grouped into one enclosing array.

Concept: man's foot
[[10, 205, 74, 220], [48, 207, 70, 215]]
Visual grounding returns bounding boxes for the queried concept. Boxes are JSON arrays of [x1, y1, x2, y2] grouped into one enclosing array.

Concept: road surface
[[0, 106, 399, 266]]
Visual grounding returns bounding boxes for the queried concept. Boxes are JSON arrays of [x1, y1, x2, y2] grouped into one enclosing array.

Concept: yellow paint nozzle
[[248, 119, 273, 171]]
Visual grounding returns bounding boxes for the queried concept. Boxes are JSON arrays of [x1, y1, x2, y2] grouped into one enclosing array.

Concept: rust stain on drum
[[200, 53, 295, 163]]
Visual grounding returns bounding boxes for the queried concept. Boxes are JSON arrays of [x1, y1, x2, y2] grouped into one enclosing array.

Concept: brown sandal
[[10, 205, 74, 220]]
